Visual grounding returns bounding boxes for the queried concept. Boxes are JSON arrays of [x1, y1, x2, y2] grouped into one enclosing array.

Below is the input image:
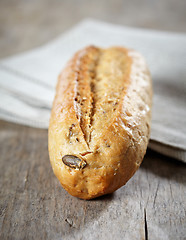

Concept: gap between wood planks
[[144, 208, 148, 240]]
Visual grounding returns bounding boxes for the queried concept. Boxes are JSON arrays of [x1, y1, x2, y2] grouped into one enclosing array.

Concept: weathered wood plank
[[0, 0, 186, 59], [141, 156, 186, 240], [0, 121, 185, 240]]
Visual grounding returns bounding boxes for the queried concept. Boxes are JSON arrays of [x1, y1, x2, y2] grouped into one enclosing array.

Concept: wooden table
[[0, 1, 186, 239]]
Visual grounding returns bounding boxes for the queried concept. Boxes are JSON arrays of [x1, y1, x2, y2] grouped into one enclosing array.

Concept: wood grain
[[0, 0, 186, 239], [0, 121, 185, 240]]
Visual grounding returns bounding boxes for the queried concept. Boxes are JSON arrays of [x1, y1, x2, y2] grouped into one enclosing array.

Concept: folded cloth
[[0, 19, 186, 162]]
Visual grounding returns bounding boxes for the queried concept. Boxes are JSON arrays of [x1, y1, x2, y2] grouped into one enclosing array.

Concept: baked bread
[[48, 46, 152, 199]]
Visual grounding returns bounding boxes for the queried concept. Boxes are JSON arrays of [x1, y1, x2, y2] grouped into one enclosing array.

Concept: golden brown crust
[[48, 46, 152, 199]]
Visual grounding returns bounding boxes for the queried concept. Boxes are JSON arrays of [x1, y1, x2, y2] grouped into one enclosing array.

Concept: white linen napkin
[[0, 19, 186, 162]]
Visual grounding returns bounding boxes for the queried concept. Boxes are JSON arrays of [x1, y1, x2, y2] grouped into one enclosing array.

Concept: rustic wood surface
[[0, 0, 186, 240]]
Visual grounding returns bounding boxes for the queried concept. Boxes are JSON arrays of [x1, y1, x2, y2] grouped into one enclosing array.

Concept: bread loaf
[[48, 46, 152, 199]]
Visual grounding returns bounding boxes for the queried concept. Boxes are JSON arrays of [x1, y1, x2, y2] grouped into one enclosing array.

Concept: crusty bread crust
[[48, 46, 152, 199]]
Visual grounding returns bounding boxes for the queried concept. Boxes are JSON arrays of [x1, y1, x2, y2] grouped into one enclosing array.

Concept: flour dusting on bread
[[48, 46, 152, 199]]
